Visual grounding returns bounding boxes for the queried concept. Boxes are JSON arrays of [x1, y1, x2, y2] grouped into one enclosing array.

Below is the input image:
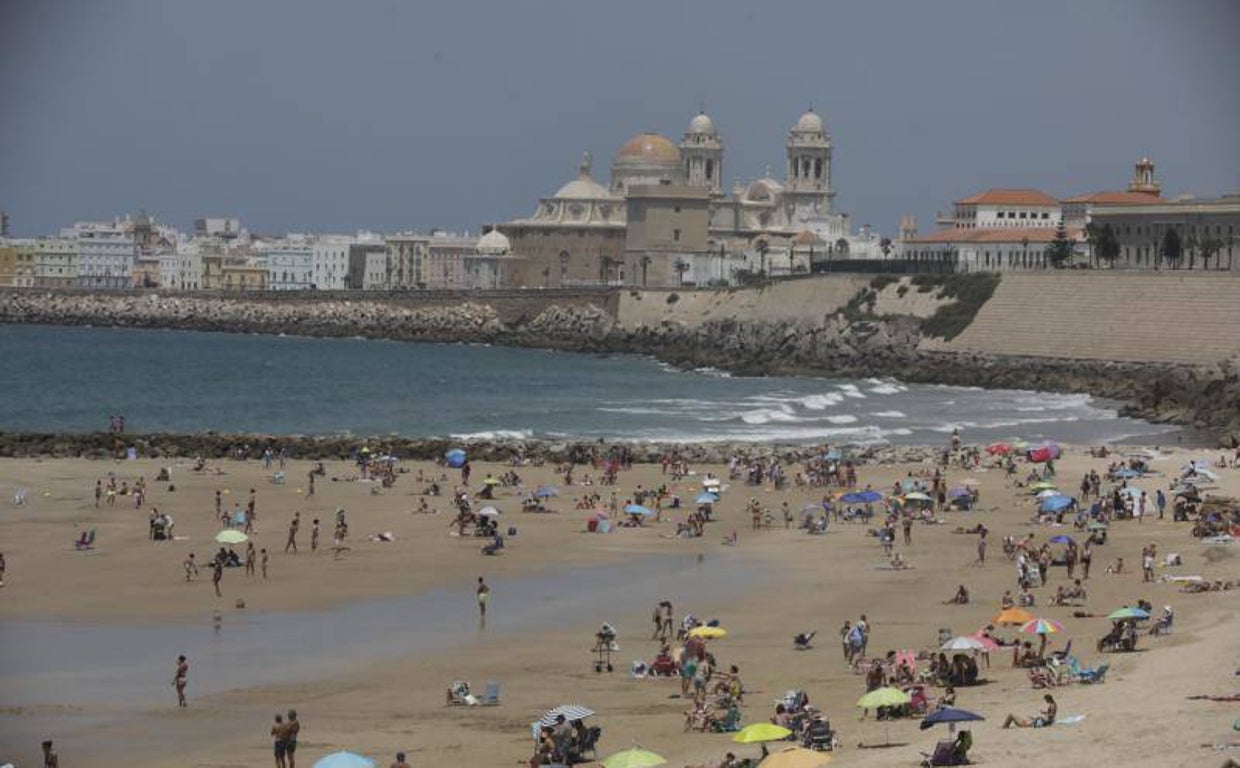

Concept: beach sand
[[1, 446, 1237, 767]]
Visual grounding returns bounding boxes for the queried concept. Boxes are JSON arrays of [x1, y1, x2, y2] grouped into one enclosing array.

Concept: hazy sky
[[2, 0, 1238, 238]]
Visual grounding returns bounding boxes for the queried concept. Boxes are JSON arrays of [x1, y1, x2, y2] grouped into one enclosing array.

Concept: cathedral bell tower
[[680, 110, 724, 197], [784, 108, 833, 222]]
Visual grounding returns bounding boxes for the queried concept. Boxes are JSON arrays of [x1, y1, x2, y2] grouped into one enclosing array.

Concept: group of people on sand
[[270, 709, 301, 768]]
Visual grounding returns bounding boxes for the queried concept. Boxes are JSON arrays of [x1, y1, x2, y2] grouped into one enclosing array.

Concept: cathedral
[[500, 109, 861, 288]]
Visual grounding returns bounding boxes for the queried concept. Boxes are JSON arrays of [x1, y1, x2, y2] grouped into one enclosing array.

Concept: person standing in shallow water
[[173, 655, 189, 707], [476, 576, 490, 618]]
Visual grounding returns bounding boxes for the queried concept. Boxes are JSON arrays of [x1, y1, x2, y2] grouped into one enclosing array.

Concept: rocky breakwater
[[0, 429, 944, 465]]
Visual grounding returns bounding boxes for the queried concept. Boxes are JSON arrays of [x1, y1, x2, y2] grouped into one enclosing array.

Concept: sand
[[1, 445, 1238, 768]]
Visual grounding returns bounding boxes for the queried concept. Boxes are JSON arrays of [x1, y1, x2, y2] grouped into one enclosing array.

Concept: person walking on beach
[[42, 739, 59, 768], [1156, 488, 1166, 519], [311, 518, 320, 552], [272, 712, 287, 768], [211, 558, 223, 597], [215, 490, 222, 519], [95, 480, 102, 508], [976, 527, 988, 565], [0, 551, 6, 588], [285, 709, 300, 768], [173, 655, 189, 707], [183, 553, 198, 582], [285, 512, 300, 554], [1081, 539, 1093, 580], [262, 548, 270, 579], [245, 542, 256, 576], [476, 576, 490, 618]]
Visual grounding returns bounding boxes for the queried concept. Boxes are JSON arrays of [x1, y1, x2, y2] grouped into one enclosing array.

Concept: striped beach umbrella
[[1019, 617, 1064, 635]]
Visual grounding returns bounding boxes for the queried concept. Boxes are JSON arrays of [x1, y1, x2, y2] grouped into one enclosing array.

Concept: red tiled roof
[[954, 188, 1060, 207], [1061, 190, 1165, 205], [906, 226, 1082, 245]]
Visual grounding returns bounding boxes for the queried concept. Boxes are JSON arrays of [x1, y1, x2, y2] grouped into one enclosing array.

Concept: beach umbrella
[[625, 504, 655, 517], [477, 506, 502, 517], [1029, 481, 1057, 492], [313, 753, 374, 768], [445, 448, 466, 468], [533, 485, 559, 499], [1117, 486, 1143, 498], [481, 477, 502, 486], [215, 529, 248, 544], [940, 635, 987, 652], [903, 492, 933, 502], [993, 607, 1034, 626], [1040, 495, 1075, 513], [695, 492, 719, 504], [1019, 618, 1064, 635], [601, 747, 667, 768], [985, 442, 1012, 455], [968, 631, 1000, 651], [732, 723, 793, 744], [537, 704, 594, 727], [1048, 534, 1076, 545], [687, 625, 727, 640], [758, 746, 832, 768], [1107, 607, 1150, 621], [1035, 489, 1062, 499], [920, 707, 985, 731], [856, 687, 911, 709], [1112, 468, 1141, 479], [840, 490, 883, 504]]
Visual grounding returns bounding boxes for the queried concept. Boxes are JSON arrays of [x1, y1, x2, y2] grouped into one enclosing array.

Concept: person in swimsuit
[[390, 752, 411, 768], [174, 655, 189, 707], [272, 712, 287, 768], [1002, 693, 1056, 728], [285, 709, 300, 768], [476, 577, 490, 618], [42, 739, 59, 767]]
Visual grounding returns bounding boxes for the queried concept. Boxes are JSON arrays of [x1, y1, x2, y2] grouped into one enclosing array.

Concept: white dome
[[688, 112, 715, 136], [794, 109, 823, 133], [477, 229, 510, 254], [554, 175, 612, 200]]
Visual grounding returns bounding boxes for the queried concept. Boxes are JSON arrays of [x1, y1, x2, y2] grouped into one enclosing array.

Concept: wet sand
[[1, 447, 1238, 767]]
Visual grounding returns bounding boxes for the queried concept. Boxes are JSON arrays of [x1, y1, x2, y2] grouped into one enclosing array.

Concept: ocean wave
[[871, 410, 906, 418], [800, 393, 845, 410], [619, 423, 903, 445], [692, 366, 732, 378], [740, 406, 800, 425], [449, 429, 534, 440], [826, 415, 858, 424], [836, 383, 867, 399], [865, 377, 909, 395]]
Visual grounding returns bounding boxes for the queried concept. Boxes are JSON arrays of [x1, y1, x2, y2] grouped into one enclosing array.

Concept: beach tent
[[1040, 495, 1075, 513]]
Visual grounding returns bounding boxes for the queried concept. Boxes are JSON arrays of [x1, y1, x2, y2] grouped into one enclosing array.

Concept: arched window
[[705, 159, 714, 180], [814, 158, 823, 179]]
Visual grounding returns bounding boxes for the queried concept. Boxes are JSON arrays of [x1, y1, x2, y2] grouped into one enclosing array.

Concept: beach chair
[[1078, 662, 1109, 684], [920, 740, 957, 767], [478, 681, 501, 706], [74, 529, 96, 550], [805, 717, 835, 751]]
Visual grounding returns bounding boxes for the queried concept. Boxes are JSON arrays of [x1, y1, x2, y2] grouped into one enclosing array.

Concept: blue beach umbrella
[[534, 485, 559, 499], [920, 707, 985, 730], [1112, 468, 1141, 479], [1048, 534, 1076, 545], [625, 504, 655, 516], [695, 493, 719, 504], [841, 490, 883, 504], [1040, 495, 1075, 513], [445, 448, 467, 468], [314, 752, 375, 768]]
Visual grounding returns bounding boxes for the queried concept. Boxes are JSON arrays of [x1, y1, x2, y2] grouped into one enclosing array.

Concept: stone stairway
[[933, 272, 1240, 364]]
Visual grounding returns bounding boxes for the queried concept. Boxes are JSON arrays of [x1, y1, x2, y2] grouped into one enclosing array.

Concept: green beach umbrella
[[215, 529, 248, 544], [1108, 606, 1151, 621], [856, 687, 912, 709]]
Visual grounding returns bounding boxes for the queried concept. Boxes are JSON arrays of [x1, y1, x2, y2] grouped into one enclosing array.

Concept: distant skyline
[[2, 0, 1238, 238]]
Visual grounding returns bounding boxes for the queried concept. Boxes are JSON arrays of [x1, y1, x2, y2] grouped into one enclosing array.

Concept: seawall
[[2, 274, 1239, 445]]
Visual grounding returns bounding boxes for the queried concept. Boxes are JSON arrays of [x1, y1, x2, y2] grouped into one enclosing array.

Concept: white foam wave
[[836, 383, 867, 399], [871, 410, 907, 418], [449, 429, 534, 441], [800, 393, 845, 410], [740, 406, 800, 425], [826, 415, 858, 424], [865, 377, 909, 395]]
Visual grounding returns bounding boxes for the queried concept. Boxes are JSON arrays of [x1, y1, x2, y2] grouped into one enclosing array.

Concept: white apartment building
[[311, 236, 351, 290], [67, 221, 136, 289], [159, 243, 202, 291], [267, 240, 315, 290]]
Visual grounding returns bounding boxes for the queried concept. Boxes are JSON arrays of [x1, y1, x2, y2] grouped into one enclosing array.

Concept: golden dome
[[616, 132, 681, 165]]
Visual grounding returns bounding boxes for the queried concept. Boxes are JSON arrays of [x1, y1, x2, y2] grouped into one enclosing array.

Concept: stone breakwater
[[0, 430, 950, 464], [2, 290, 1238, 446]]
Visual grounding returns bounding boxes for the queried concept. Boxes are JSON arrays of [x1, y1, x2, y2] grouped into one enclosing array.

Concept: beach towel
[[1056, 714, 1087, 725]]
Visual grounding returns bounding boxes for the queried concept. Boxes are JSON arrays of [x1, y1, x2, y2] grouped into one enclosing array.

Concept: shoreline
[[2, 289, 1239, 446]]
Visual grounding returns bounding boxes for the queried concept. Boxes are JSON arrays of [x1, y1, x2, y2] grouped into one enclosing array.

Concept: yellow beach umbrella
[[601, 747, 666, 768], [758, 746, 832, 768], [688, 626, 727, 639], [215, 529, 248, 545], [732, 723, 792, 744], [993, 607, 1035, 626], [855, 687, 911, 709]]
